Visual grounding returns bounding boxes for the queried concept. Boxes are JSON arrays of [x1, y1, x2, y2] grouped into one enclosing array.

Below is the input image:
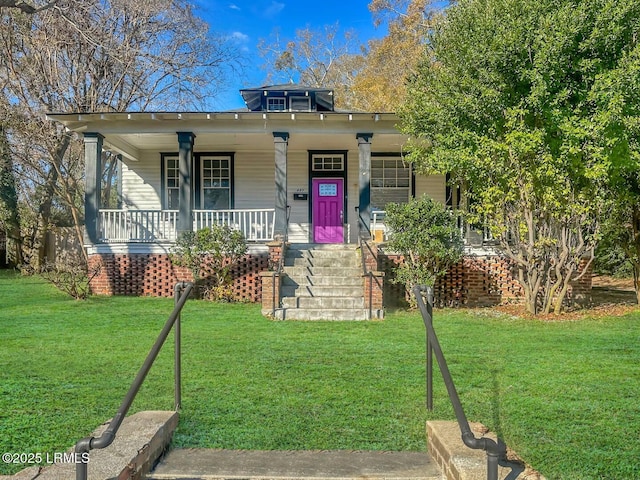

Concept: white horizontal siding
[[415, 174, 446, 205], [234, 151, 274, 209], [121, 152, 161, 210]]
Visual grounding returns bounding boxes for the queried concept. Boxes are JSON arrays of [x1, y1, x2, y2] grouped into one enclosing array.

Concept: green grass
[[1, 270, 639, 479]]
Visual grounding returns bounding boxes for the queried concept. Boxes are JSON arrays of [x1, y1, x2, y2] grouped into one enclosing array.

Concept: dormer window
[[240, 85, 334, 112], [289, 96, 311, 112], [267, 97, 286, 111]]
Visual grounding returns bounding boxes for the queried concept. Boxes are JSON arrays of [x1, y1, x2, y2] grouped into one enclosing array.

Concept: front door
[[312, 178, 344, 243]]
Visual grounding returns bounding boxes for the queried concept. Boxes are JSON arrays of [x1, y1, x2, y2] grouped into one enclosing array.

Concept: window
[[371, 157, 411, 209], [312, 154, 344, 172], [201, 156, 231, 209], [267, 97, 286, 111], [164, 156, 180, 210], [290, 96, 311, 111]]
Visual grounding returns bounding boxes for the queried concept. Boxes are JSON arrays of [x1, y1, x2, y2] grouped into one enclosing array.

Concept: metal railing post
[[174, 282, 190, 410], [422, 286, 434, 411], [75, 282, 193, 480], [413, 285, 505, 480]]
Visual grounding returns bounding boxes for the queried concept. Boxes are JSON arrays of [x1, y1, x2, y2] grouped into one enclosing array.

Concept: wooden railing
[[194, 209, 275, 241], [98, 209, 178, 243], [370, 209, 493, 245], [98, 208, 275, 243]]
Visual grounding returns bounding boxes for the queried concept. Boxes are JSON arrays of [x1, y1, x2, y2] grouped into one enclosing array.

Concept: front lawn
[[0, 270, 638, 479]]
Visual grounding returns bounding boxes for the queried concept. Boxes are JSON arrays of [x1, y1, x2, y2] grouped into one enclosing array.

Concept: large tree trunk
[[31, 134, 71, 270], [0, 125, 23, 266]]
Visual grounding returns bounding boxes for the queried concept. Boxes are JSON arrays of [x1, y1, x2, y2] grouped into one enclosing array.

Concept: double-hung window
[[267, 97, 286, 111], [201, 155, 231, 210], [162, 153, 233, 210], [164, 155, 180, 210], [370, 156, 411, 209]]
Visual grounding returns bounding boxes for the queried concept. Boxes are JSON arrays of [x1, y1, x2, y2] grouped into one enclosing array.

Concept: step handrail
[[74, 281, 194, 480], [413, 285, 506, 480]]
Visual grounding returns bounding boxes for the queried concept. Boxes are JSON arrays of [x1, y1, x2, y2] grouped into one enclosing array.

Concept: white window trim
[[267, 97, 286, 111], [200, 155, 232, 210], [164, 155, 179, 210], [289, 96, 311, 112], [371, 157, 412, 207]]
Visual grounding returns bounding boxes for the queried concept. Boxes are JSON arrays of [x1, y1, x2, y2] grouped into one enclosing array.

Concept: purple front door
[[312, 178, 344, 243]]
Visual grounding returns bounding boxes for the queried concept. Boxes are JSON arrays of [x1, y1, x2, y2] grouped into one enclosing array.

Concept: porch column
[[357, 133, 373, 236], [84, 132, 103, 244], [177, 131, 195, 233], [273, 132, 289, 241]]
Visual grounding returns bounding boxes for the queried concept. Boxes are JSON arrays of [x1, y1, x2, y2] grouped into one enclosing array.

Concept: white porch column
[[177, 132, 195, 233], [357, 133, 373, 236], [84, 132, 103, 244], [273, 132, 289, 240]]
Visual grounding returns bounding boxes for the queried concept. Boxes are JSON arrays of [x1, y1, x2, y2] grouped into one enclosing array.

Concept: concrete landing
[[427, 421, 545, 480], [1, 410, 177, 480], [147, 449, 442, 480]]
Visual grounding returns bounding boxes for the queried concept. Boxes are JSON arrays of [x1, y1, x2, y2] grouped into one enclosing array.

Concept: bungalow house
[[48, 85, 570, 319]]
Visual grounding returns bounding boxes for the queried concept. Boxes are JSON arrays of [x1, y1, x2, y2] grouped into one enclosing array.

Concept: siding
[[234, 151, 275, 209], [121, 152, 162, 210], [286, 150, 311, 242], [415, 174, 446, 204]]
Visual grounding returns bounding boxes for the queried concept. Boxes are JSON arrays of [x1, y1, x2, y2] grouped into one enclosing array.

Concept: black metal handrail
[[355, 206, 374, 319], [75, 281, 194, 480], [413, 285, 505, 480]]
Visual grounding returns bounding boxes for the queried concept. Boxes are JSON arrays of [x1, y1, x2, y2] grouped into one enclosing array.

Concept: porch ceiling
[[47, 111, 407, 160]]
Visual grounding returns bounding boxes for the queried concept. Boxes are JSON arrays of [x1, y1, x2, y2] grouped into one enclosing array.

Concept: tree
[[0, 123, 22, 265], [257, 24, 366, 109], [0, 0, 58, 14], [399, 0, 639, 314], [351, 0, 443, 112], [0, 0, 239, 269], [385, 195, 463, 297]]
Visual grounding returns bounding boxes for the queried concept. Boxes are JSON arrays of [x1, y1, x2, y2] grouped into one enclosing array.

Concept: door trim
[[308, 151, 347, 243]]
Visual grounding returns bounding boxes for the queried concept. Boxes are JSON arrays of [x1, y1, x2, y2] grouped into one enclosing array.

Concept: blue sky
[[194, 1, 384, 110]]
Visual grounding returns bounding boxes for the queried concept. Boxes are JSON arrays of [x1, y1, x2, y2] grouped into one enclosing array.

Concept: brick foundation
[[260, 271, 282, 315], [378, 251, 592, 308], [89, 246, 592, 309], [88, 252, 268, 301]]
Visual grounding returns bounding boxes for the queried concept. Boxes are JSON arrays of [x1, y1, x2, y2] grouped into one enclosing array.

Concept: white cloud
[[231, 31, 249, 42], [263, 1, 285, 18], [228, 3, 241, 11]]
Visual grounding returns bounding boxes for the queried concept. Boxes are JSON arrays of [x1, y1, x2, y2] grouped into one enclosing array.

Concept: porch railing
[[194, 209, 275, 241], [98, 208, 275, 243], [370, 209, 493, 244], [99, 209, 178, 243]]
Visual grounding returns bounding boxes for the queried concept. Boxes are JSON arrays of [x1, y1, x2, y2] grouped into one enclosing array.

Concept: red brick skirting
[[378, 251, 592, 308], [88, 252, 268, 301], [88, 247, 591, 308]]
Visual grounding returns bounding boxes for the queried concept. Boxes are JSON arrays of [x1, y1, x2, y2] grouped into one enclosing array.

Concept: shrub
[[39, 251, 101, 300], [385, 195, 463, 292], [170, 225, 247, 301]]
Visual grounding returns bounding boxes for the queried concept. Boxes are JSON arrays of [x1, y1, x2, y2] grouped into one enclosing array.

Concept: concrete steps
[[146, 449, 442, 480], [274, 244, 381, 321]]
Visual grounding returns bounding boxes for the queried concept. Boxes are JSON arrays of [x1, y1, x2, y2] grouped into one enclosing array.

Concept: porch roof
[[46, 111, 405, 162]]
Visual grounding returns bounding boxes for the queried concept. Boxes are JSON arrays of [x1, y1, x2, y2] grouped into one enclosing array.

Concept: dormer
[[240, 84, 335, 113]]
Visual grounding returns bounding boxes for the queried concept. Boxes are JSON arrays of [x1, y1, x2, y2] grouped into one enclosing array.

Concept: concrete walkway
[[147, 449, 442, 480]]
